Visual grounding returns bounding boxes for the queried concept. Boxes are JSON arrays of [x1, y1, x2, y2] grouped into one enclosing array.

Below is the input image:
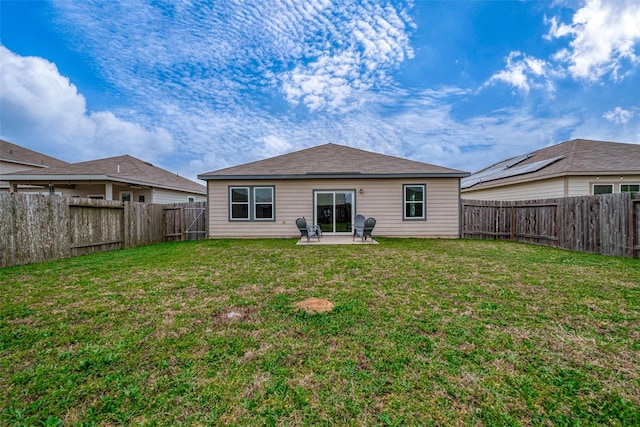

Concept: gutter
[[198, 172, 471, 180]]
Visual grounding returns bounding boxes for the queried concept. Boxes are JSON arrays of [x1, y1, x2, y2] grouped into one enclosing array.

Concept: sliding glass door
[[314, 190, 354, 234]]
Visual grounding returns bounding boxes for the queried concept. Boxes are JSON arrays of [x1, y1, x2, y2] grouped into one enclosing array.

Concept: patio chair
[[352, 214, 365, 241], [296, 217, 321, 243], [362, 217, 376, 241], [354, 216, 376, 242]]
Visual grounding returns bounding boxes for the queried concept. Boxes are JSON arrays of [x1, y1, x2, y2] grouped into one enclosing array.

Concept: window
[[120, 192, 132, 202], [403, 184, 425, 220], [230, 187, 249, 220], [229, 186, 274, 221], [188, 196, 195, 203], [254, 187, 274, 220], [621, 184, 639, 193], [593, 184, 613, 195], [138, 195, 145, 202]]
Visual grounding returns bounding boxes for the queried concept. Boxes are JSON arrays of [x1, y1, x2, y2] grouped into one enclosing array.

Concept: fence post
[[181, 206, 186, 241], [510, 205, 515, 241]]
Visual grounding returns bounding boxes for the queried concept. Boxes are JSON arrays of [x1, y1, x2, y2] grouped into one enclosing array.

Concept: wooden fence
[[163, 202, 207, 242], [0, 193, 206, 267], [462, 193, 640, 258]]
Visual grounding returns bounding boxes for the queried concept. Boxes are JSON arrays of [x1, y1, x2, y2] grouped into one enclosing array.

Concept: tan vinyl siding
[[464, 174, 640, 200], [1, 161, 45, 189], [1, 161, 46, 174], [207, 178, 461, 238], [567, 175, 640, 195], [462, 178, 566, 201], [153, 188, 206, 204]]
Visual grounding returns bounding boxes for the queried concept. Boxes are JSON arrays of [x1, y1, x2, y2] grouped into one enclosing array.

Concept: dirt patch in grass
[[294, 297, 334, 313], [214, 306, 259, 323]]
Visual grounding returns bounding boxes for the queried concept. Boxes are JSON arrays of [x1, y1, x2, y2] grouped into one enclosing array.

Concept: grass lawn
[[1, 238, 639, 426]]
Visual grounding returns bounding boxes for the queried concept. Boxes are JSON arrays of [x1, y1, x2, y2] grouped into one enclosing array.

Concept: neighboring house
[[3, 152, 207, 203], [0, 139, 69, 192], [197, 143, 469, 238], [461, 139, 640, 201]]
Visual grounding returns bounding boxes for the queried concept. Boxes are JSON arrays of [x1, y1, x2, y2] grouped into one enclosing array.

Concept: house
[[461, 139, 640, 201], [2, 149, 207, 203], [197, 143, 469, 238], [1, 139, 69, 192]]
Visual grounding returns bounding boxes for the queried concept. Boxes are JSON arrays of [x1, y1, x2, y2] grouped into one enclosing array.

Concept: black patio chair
[[296, 217, 321, 243], [362, 217, 376, 241]]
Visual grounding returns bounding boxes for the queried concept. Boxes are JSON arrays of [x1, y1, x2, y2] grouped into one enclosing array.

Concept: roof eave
[[198, 172, 470, 180]]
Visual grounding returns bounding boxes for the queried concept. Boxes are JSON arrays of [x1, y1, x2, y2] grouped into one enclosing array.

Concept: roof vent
[[117, 164, 120, 174]]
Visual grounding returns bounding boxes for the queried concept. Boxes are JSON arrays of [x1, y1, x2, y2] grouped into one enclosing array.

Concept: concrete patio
[[296, 235, 378, 245]]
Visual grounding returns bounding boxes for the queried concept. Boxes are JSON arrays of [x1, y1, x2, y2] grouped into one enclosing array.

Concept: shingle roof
[[6, 154, 206, 194], [198, 143, 468, 180], [462, 139, 640, 190], [1, 139, 69, 169]]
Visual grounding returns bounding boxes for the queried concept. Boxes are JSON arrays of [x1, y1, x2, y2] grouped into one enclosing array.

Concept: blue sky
[[1, 0, 639, 182]]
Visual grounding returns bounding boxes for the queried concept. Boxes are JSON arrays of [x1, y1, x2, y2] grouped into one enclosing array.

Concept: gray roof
[[1, 139, 69, 169], [199, 143, 469, 180], [462, 139, 640, 190], [5, 154, 206, 194]]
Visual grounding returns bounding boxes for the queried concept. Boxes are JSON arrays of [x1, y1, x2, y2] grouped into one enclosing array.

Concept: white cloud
[[280, 2, 414, 111], [52, 1, 414, 114], [161, 87, 578, 178], [485, 51, 554, 92], [546, 0, 640, 81], [0, 45, 173, 162], [602, 107, 634, 124]]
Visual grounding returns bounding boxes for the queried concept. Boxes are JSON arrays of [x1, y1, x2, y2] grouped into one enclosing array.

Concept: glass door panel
[[314, 191, 354, 234], [335, 191, 353, 233], [316, 192, 334, 233]]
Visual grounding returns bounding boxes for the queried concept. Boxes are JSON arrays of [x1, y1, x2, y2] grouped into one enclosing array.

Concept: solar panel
[[462, 155, 564, 189]]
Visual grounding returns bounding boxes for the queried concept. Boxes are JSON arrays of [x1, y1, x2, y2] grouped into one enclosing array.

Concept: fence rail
[[0, 194, 206, 267], [462, 193, 640, 258]]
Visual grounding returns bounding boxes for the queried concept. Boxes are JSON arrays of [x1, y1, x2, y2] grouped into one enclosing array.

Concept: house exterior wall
[[462, 174, 640, 201], [152, 188, 206, 204], [0, 161, 43, 175], [1, 161, 47, 190], [206, 177, 461, 238], [567, 175, 640, 196], [462, 177, 566, 201]]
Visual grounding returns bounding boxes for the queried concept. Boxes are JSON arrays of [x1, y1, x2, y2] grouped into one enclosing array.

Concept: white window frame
[[229, 187, 250, 220], [120, 191, 132, 202], [229, 186, 275, 221], [253, 187, 274, 221], [620, 183, 640, 193], [403, 184, 426, 220], [593, 183, 614, 195]]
